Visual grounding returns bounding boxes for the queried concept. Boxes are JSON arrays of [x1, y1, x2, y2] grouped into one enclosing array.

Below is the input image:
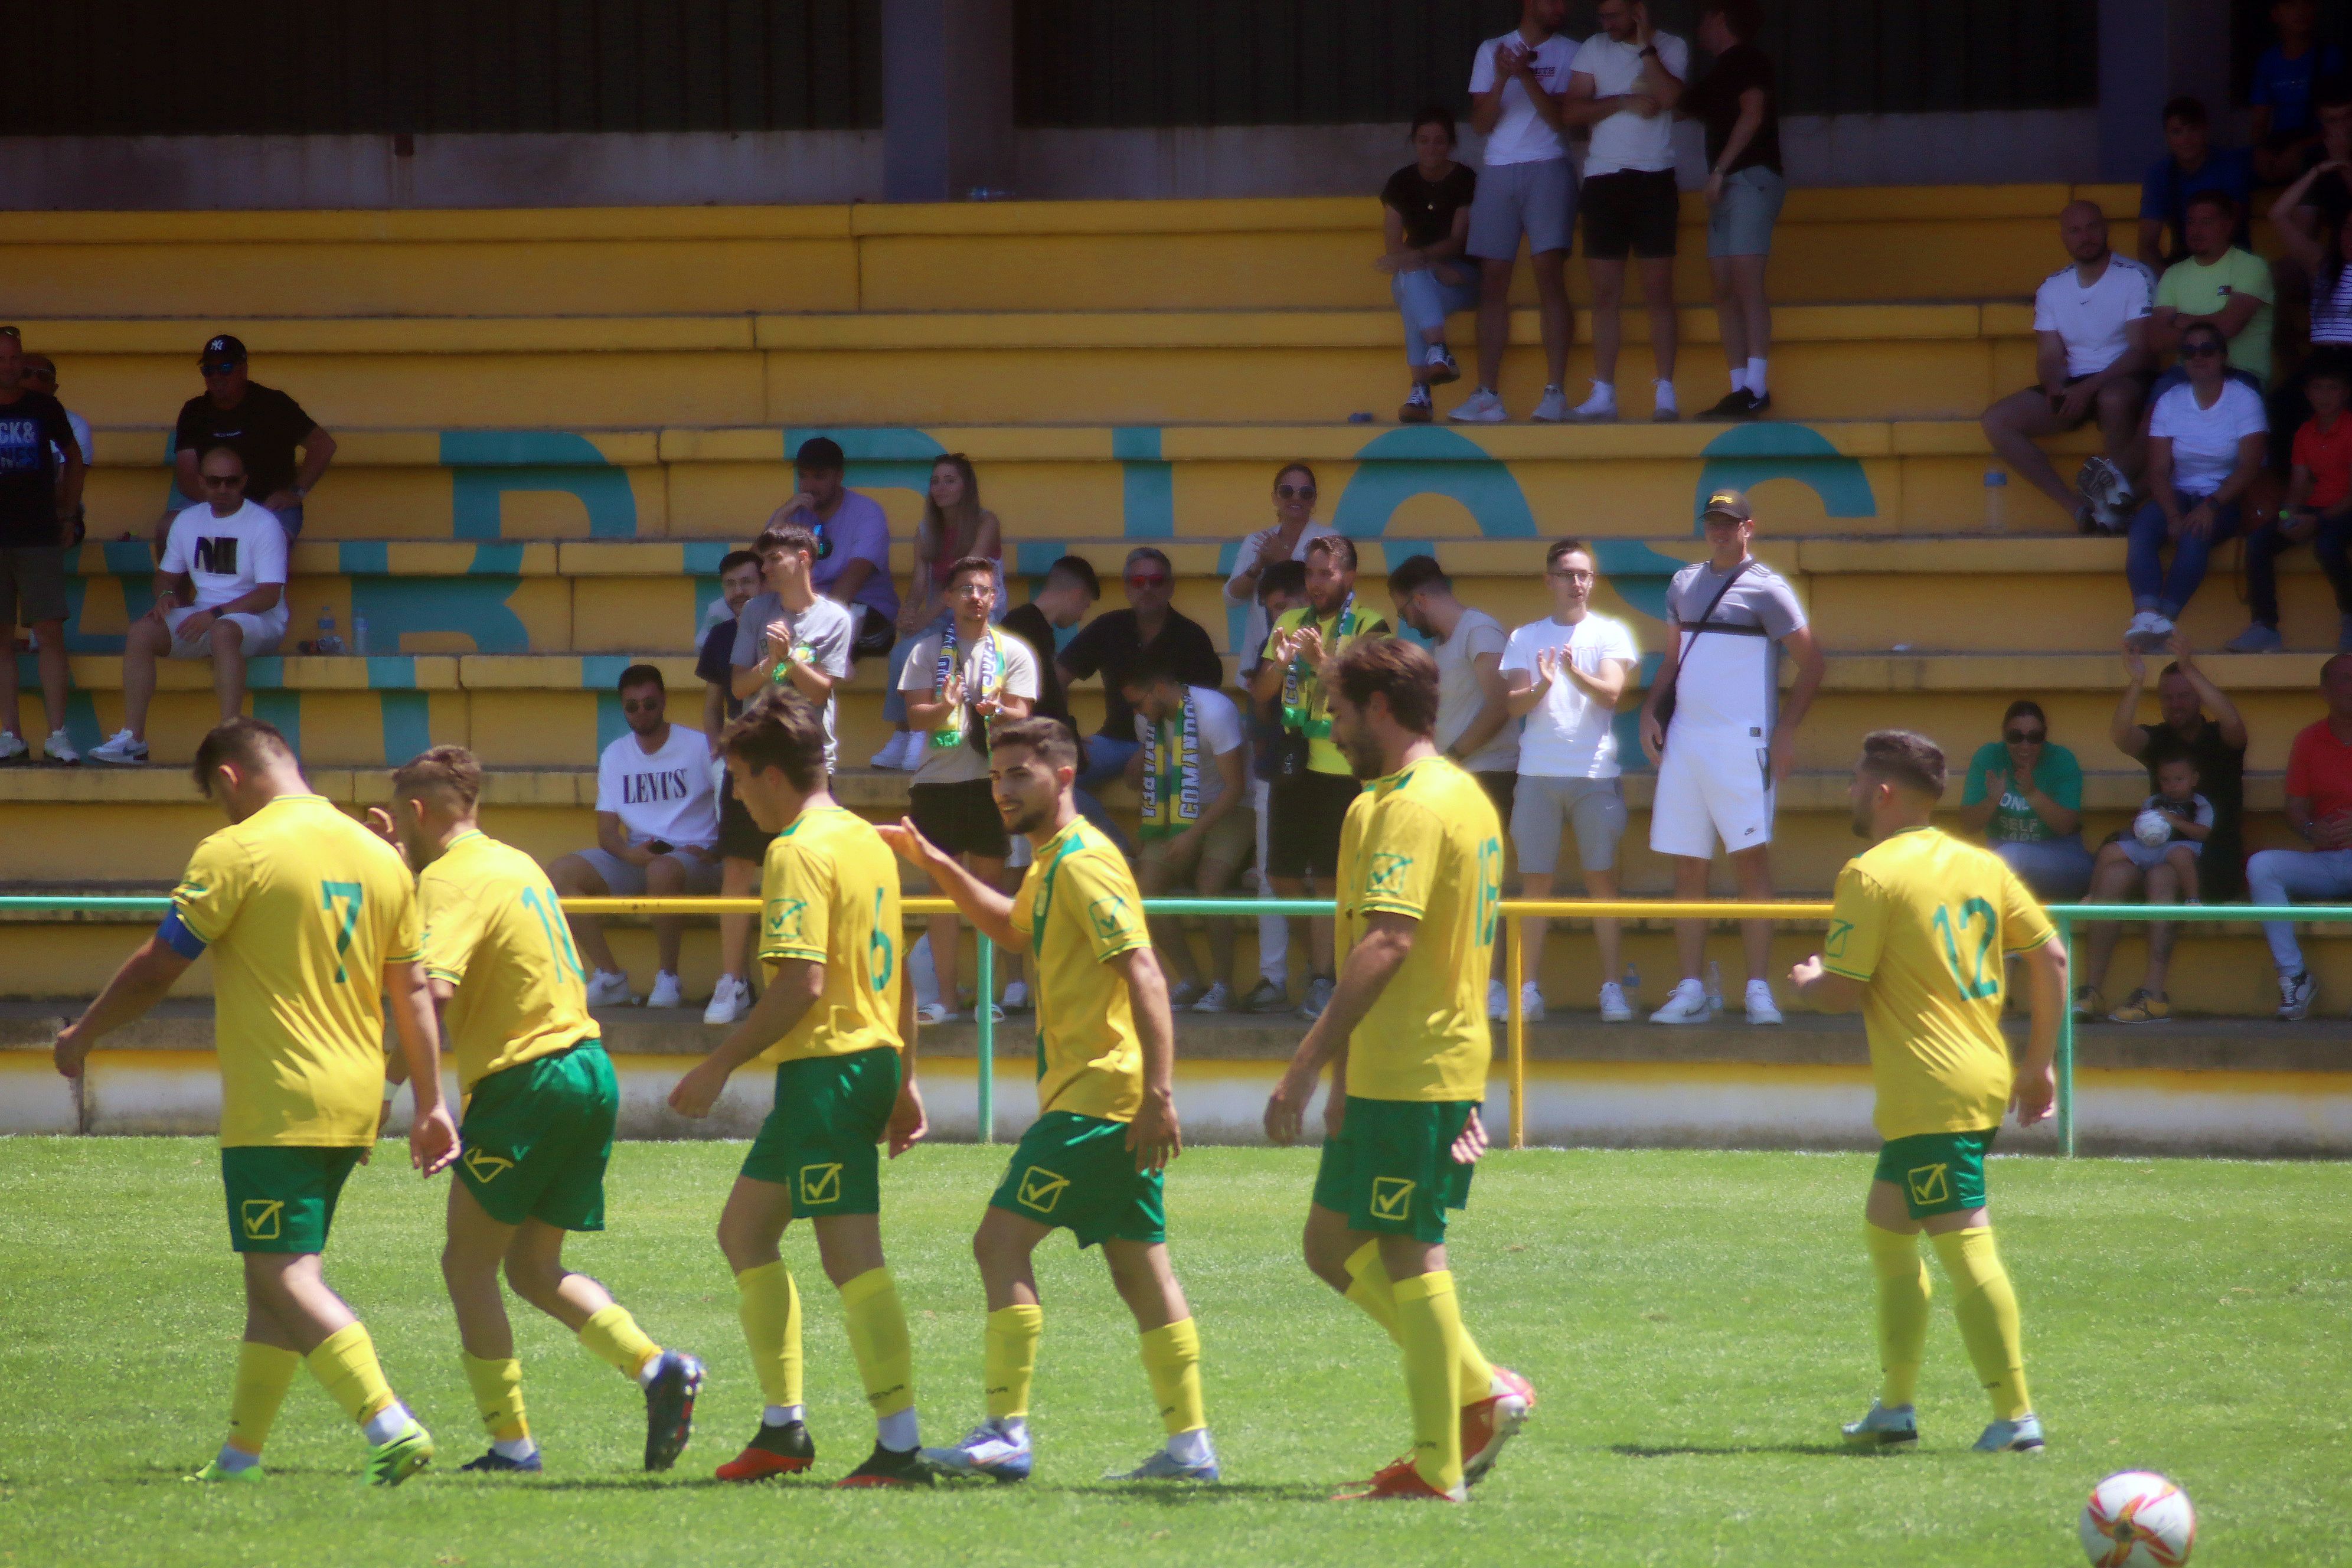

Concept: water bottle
[[1704, 959, 1724, 1017], [1983, 468, 2008, 533], [352, 613, 370, 657], [312, 608, 344, 656], [1622, 963, 1641, 1011]]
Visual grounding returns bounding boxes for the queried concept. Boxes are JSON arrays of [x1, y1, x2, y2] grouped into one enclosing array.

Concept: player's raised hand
[[2011, 1061, 2056, 1127], [876, 816, 950, 872], [886, 1079, 928, 1157], [1128, 1090, 1182, 1173], [668, 1060, 729, 1120], [1449, 1107, 1490, 1166], [410, 1100, 459, 1176]]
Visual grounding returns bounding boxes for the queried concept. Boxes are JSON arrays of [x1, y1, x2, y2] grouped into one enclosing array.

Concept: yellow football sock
[[1866, 1223, 1932, 1409], [1344, 1241, 1495, 1406], [984, 1304, 1044, 1422], [305, 1323, 398, 1427], [1392, 1270, 1465, 1494], [1931, 1226, 2033, 1421], [579, 1304, 661, 1383], [224, 1341, 302, 1456], [1138, 1318, 1207, 1436], [838, 1268, 916, 1419], [460, 1353, 529, 1443], [734, 1260, 803, 1410]]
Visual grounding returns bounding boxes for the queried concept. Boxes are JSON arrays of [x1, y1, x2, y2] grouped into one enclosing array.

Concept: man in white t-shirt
[[1981, 201, 2157, 528], [90, 447, 290, 767], [1562, 0, 1691, 424], [1119, 658, 1251, 1014], [1454, 0, 1580, 426], [1501, 540, 1642, 1023], [547, 664, 722, 1011]]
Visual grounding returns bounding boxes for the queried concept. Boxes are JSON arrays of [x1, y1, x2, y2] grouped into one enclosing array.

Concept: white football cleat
[[1972, 1413, 2044, 1453], [1841, 1400, 1918, 1449], [1462, 1366, 1535, 1487], [1649, 977, 1711, 1024], [922, 1419, 1031, 1482]]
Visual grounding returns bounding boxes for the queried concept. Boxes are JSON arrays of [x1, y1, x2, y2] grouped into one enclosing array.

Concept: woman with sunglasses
[[2122, 321, 2268, 652], [1223, 463, 1339, 677], [1956, 700, 2094, 901], [872, 455, 1006, 770]]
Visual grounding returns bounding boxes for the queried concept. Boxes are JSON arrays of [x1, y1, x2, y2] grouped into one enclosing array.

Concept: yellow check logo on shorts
[[1016, 1165, 1069, 1214], [240, 1200, 284, 1241], [463, 1149, 514, 1183], [1370, 1177, 1415, 1221], [799, 1162, 842, 1206], [1907, 1163, 1951, 1207]]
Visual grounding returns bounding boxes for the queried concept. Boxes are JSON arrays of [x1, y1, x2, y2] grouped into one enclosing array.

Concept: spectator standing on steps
[[1381, 107, 1479, 426], [769, 435, 899, 662], [1956, 701, 2094, 903], [19, 354, 94, 513], [697, 547, 764, 1024], [0, 330, 85, 765], [1562, 0, 1689, 426], [1223, 463, 1338, 679], [2229, 356, 2352, 652], [1452, 0, 1579, 426], [169, 335, 334, 548], [2137, 98, 2253, 270], [2249, 0, 2344, 184], [1682, 0, 1783, 421], [872, 453, 1005, 771], [2112, 636, 2248, 901], [2247, 653, 2352, 1020], [1638, 488, 1824, 1027], [1237, 560, 1309, 1015]]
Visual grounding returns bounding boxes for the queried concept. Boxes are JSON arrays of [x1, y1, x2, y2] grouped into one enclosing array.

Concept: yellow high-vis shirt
[[1011, 818, 1150, 1123], [756, 806, 904, 1064], [419, 830, 599, 1096], [1262, 599, 1391, 776], [1337, 757, 1504, 1102], [1821, 826, 2057, 1139], [168, 794, 423, 1148]]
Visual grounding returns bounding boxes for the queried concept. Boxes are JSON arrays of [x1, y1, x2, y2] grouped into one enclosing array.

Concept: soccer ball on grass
[[2079, 1471, 2196, 1567]]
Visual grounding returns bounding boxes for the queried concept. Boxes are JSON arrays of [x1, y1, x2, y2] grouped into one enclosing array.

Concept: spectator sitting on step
[[19, 353, 92, 545], [2121, 323, 2267, 653], [1979, 201, 2154, 531], [0, 331, 86, 766], [873, 452, 1005, 770], [769, 435, 899, 662], [2150, 193, 2275, 390], [89, 447, 285, 767], [1381, 106, 1479, 426], [2229, 355, 2352, 652], [1682, 0, 1783, 421], [2250, 0, 2344, 183], [2080, 754, 2213, 1027], [1958, 700, 2095, 902], [169, 334, 335, 550], [1237, 558, 1309, 1015], [1223, 463, 1338, 678], [2248, 652, 2352, 1020], [1059, 545, 1224, 811], [2113, 635, 2249, 900], [1120, 654, 1252, 1015], [548, 664, 722, 1012], [2137, 97, 2253, 270]]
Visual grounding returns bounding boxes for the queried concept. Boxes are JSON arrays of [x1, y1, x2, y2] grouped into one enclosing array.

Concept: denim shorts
[[1707, 166, 1785, 258]]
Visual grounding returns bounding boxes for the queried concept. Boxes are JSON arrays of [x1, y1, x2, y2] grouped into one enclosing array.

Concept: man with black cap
[[766, 436, 899, 661], [1636, 486, 1823, 1026], [168, 335, 336, 551]]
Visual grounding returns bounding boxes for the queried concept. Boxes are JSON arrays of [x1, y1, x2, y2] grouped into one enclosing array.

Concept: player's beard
[[1343, 728, 1385, 780], [1003, 792, 1057, 838], [1850, 797, 1874, 840]]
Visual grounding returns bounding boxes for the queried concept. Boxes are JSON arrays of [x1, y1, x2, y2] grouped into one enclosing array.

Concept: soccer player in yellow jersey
[[1264, 638, 1535, 1502], [1790, 729, 2065, 1455], [881, 716, 1217, 1485], [666, 690, 931, 1488], [53, 718, 456, 1486], [370, 745, 704, 1475]]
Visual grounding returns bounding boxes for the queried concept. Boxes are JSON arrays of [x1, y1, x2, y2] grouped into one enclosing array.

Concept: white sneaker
[[1598, 981, 1633, 1023], [2123, 611, 2175, 653], [1530, 384, 1572, 422], [1487, 978, 1508, 1022], [1564, 386, 1618, 423], [87, 728, 149, 766], [584, 969, 636, 1007], [703, 974, 750, 1025], [1649, 977, 1711, 1024], [1745, 979, 1783, 1025], [1191, 981, 1234, 1014], [1518, 981, 1546, 1023], [1651, 379, 1680, 422], [43, 729, 79, 765], [0, 731, 25, 763], [647, 971, 684, 1010], [1448, 388, 1507, 424]]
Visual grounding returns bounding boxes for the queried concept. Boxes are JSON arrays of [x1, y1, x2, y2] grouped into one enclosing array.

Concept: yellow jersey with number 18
[[1011, 818, 1150, 1123], [757, 805, 903, 1064], [1338, 756, 1504, 1103], [419, 830, 598, 1096], [1820, 826, 2056, 1139], [169, 793, 423, 1148]]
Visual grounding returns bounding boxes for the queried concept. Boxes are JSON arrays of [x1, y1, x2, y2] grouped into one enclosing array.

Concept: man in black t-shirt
[[1057, 545, 1226, 795], [167, 335, 335, 551], [997, 554, 1100, 747], [1683, 0, 1784, 420], [0, 331, 85, 764]]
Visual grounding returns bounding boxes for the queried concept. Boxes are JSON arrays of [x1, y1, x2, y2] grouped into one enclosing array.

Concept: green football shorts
[[457, 1041, 618, 1231], [1311, 1096, 1478, 1244], [739, 1046, 903, 1217], [220, 1145, 365, 1253], [1874, 1128, 1998, 1219], [988, 1109, 1166, 1250]]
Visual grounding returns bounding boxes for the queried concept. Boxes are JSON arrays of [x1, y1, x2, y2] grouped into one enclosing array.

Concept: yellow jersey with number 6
[[419, 831, 598, 1096], [1821, 827, 2056, 1139], [757, 806, 903, 1064], [169, 793, 423, 1148]]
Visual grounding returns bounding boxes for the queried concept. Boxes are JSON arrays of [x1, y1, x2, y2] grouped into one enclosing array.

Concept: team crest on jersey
[[1906, 1163, 1951, 1206], [1370, 1177, 1415, 1221], [463, 1149, 515, 1183], [765, 897, 808, 943], [1367, 852, 1413, 894], [1824, 919, 1854, 959], [239, 1200, 285, 1241], [1016, 1165, 1069, 1214], [798, 1162, 842, 1206], [1087, 894, 1134, 941]]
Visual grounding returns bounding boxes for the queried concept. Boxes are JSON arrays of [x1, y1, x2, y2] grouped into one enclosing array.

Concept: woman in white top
[[2124, 322, 2268, 651], [1223, 462, 1338, 672], [873, 453, 1006, 770]]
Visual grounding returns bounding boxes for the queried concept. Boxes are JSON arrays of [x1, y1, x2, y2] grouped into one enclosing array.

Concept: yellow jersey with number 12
[[757, 805, 903, 1064], [419, 830, 598, 1096], [1011, 818, 1150, 1123], [169, 793, 423, 1148], [1821, 826, 2056, 1139]]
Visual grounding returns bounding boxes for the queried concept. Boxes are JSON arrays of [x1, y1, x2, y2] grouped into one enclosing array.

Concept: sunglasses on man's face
[[1275, 484, 1317, 501], [2005, 730, 2046, 744], [1127, 573, 1170, 589], [201, 473, 244, 489], [2182, 342, 2226, 358], [622, 697, 662, 714], [202, 361, 240, 376]]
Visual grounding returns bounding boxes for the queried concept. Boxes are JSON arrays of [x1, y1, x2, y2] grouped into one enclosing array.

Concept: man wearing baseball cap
[[1636, 487, 1824, 1025], [167, 335, 336, 553], [763, 436, 899, 661]]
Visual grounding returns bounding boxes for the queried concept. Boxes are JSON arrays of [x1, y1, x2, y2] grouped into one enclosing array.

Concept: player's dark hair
[[1260, 559, 1308, 603], [1306, 534, 1359, 573], [718, 548, 762, 578], [2000, 699, 2047, 730], [2162, 95, 2207, 128], [945, 554, 999, 590], [618, 662, 664, 694], [1046, 554, 1102, 600], [990, 716, 1080, 772], [1700, 0, 1762, 41], [1858, 729, 1947, 798], [1386, 553, 1449, 599], [754, 520, 818, 564], [191, 716, 294, 795], [721, 688, 827, 793], [1332, 636, 1439, 737], [391, 744, 482, 808], [1545, 536, 1594, 570]]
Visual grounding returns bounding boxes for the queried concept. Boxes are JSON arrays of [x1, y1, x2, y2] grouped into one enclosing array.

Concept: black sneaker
[[715, 1419, 814, 1481], [642, 1350, 704, 1472], [1701, 388, 1767, 420], [835, 1441, 936, 1489]]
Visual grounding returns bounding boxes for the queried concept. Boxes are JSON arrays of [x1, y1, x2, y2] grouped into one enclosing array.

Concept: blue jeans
[[2126, 487, 2240, 617], [1991, 835, 2095, 903], [1391, 266, 1481, 369], [1077, 733, 1140, 794], [2247, 846, 2352, 974]]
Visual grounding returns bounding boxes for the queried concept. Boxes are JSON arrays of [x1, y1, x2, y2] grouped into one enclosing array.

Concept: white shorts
[[164, 605, 285, 659], [1649, 726, 1776, 859]]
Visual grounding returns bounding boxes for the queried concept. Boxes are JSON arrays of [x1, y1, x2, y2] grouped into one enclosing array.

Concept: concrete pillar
[[881, 0, 1014, 202], [2098, 0, 2236, 183]]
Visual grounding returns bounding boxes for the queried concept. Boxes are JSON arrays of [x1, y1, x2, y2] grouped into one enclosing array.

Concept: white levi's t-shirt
[[1577, 31, 1690, 177], [595, 723, 720, 850], [1435, 607, 1519, 773], [159, 499, 290, 632], [2033, 254, 2155, 379], [1133, 685, 1246, 815], [1661, 559, 1807, 738], [1500, 613, 1641, 778], [1468, 30, 1579, 166], [2149, 378, 2268, 496]]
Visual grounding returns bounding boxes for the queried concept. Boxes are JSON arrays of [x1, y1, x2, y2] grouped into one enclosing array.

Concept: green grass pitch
[[1, 1139, 2345, 1567]]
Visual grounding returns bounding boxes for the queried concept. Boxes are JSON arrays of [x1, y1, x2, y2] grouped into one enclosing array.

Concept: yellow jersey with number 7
[[419, 830, 598, 1096], [1820, 826, 2056, 1139], [756, 805, 903, 1064], [168, 793, 423, 1148]]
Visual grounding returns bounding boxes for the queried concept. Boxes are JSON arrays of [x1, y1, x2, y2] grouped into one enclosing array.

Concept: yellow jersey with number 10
[[1820, 826, 2056, 1139], [1012, 818, 1150, 1123], [170, 793, 423, 1148], [419, 830, 598, 1096], [757, 805, 904, 1064]]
